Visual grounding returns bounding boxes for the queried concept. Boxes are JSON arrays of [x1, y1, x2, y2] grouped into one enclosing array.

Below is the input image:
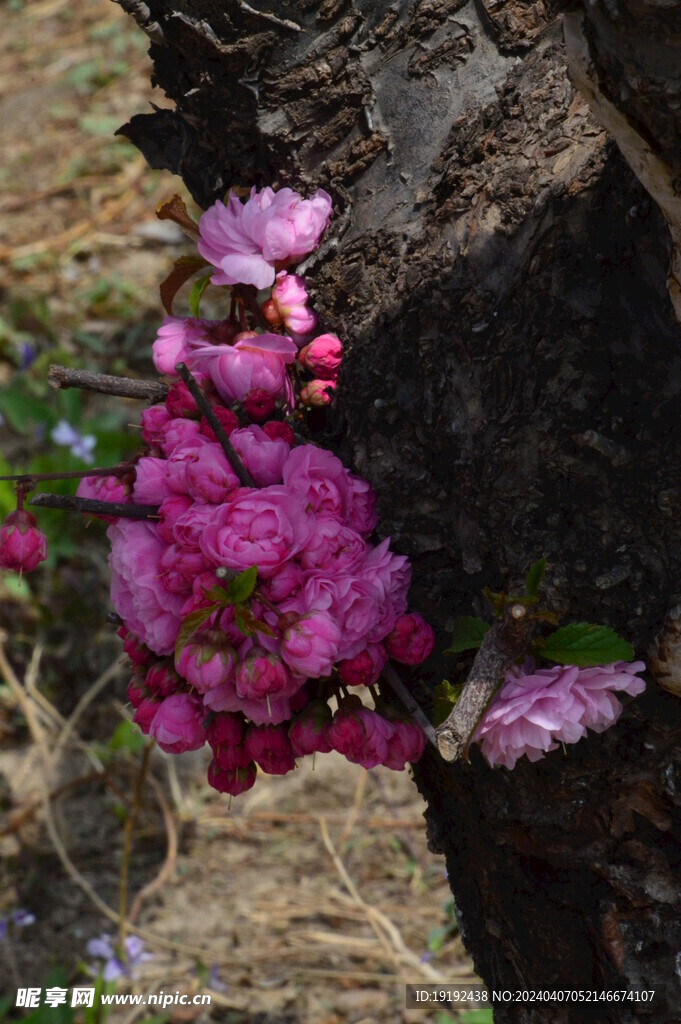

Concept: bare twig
[[175, 362, 256, 487], [0, 463, 134, 484], [29, 493, 160, 519], [380, 664, 438, 748], [48, 364, 168, 402], [436, 604, 533, 763], [119, 743, 153, 945]]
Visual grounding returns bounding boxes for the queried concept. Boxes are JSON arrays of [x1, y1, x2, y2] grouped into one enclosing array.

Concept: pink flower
[[164, 438, 213, 495], [206, 712, 245, 749], [243, 388, 276, 423], [362, 539, 411, 640], [145, 662, 182, 698], [259, 561, 304, 604], [338, 644, 388, 688], [383, 718, 427, 770], [159, 418, 201, 456], [295, 573, 382, 660], [200, 485, 313, 578], [76, 474, 132, 523], [123, 633, 155, 667], [282, 445, 350, 518], [207, 759, 257, 795], [235, 649, 298, 701], [140, 404, 171, 446], [171, 502, 214, 550], [191, 334, 297, 406], [149, 693, 206, 753], [197, 187, 332, 290], [203, 683, 292, 725], [159, 544, 207, 595], [185, 443, 240, 504], [298, 333, 342, 380], [474, 660, 646, 770], [0, 512, 50, 577], [299, 515, 365, 573], [132, 458, 173, 506], [165, 380, 203, 419], [176, 635, 236, 693], [230, 425, 290, 486], [262, 420, 295, 446], [385, 613, 435, 665], [299, 379, 336, 407], [108, 521, 185, 656], [127, 673, 149, 709], [152, 317, 215, 376], [245, 724, 296, 775], [281, 612, 341, 677], [345, 475, 378, 536], [289, 701, 333, 756], [200, 406, 240, 441], [271, 273, 318, 335], [156, 495, 192, 545]]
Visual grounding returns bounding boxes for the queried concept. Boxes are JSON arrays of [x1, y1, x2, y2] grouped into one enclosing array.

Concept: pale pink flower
[[473, 660, 646, 770], [152, 317, 215, 376], [108, 521, 185, 656], [190, 333, 297, 406], [271, 272, 318, 335], [197, 187, 332, 289]]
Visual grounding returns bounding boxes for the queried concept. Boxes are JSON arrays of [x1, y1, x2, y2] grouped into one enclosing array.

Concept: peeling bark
[[116, 1, 681, 1019]]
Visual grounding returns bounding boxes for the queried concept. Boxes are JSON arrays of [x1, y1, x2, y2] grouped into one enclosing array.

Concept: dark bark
[[115, 1, 681, 1019]]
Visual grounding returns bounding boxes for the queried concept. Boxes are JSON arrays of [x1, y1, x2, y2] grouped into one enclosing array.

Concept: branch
[[436, 604, 533, 763], [175, 362, 256, 487], [29, 493, 159, 519], [381, 664, 438, 749], [48, 364, 169, 403]]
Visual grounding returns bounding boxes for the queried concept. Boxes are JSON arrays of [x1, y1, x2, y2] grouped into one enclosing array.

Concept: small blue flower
[[18, 343, 37, 371], [86, 934, 153, 981], [51, 420, 97, 464], [0, 908, 35, 940]]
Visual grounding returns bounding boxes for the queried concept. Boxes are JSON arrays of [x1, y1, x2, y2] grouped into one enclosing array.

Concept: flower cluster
[[97, 185, 432, 795], [473, 659, 646, 769]]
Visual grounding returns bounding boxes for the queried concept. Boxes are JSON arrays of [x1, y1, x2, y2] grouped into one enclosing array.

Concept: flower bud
[[140, 405, 172, 446], [127, 673, 150, 710], [149, 693, 206, 753], [338, 644, 388, 688], [165, 380, 199, 419], [385, 613, 435, 666], [199, 406, 240, 441], [261, 299, 282, 327], [289, 701, 333, 756], [244, 724, 296, 775], [242, 388, 276, 423], [298, 333, 342, 380], [176, 634, 236, 693], [262, 420, 295, 447], [132, 697, 161, 735], [123, 633, 155, 667], [235, 649, 295, 701], [145, 661, 182, 698], [207, 759, 257, 795], [271, 272, 318, 335], [0, 510, 47, 574], [299, 379, 336, 408]]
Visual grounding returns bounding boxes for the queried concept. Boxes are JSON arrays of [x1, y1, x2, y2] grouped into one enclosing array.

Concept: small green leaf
[[433, 679, 463, 726], [109, 719, 145, 754], [540, 622, 634, 667], [525, 556, 546, 598], [233, 604, 274, 638], [188, 273, 211, 317], [224, 565, 258, 605], [445, 616, 490, 654], [174, 603, 220, 660], [482, 587, 506, 618]]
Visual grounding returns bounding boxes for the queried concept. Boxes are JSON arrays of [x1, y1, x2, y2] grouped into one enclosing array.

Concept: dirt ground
[[0, 1, 476, 1020]]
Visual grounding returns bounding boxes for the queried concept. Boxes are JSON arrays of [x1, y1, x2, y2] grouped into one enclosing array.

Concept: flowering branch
[[436, 604, 533, 763], [174, 362, 256, 487], [48, 365, 169, 403], [28, 493, 159, 520]]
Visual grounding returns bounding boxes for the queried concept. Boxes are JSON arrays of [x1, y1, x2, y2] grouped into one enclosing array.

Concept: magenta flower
[[385, 613, 435, 665], [76, 474, 132, 523], [140, 404, 171, 446], [207, 759, 257, 795], [242, 388, 276, 423], [299, 515, 366, 573], [289, 701, 333, 756], [473, 660, 646, 769], [299, 333, 342, 380], [235, 649, 296, 701], [281, 612, 341, 677], [132, 697, 161, 735], [344, 474, 379, 537], [203, 681, 293, 725], [338, 643, 388, 688], [152, 317, 215, 377], [149, 693, 206, 753], [191, 333, 297, 406], [329, 698, 395, 768], [230, 425, 290, 486], [206, 712, 245, 749], [145, 662, 182, 698], [0, 510, 47, 574], [282, 445, 350, 518], [108, 521, 185, 655], [200, 405, 240, 441], [156, 495, 193, 545], [132, 457, 173, 506], [171, 502, 215, 550], [244, 723, 296, 775], [159, 418, 201, 457], [259, 561, 305, 603], [175, 635, 236, 693], [197, 187, 332, 289], [200, 485, 313, 578], [185, 443, 241, 504], [159, 543, 207, 595], [271, 272, 318, 336], [262, 420, 295, 446], [382, 718, 427, 770], [295, 573, 382, 661]]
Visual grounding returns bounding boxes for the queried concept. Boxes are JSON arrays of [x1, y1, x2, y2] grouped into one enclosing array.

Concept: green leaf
[[432, 679, 463, 727], [188, 273, 211, 317], [233, 604, 274, 638], [540, 622, 634, 667], [224, 565, 258, 605], [174, 604, 220, 661], [460, 1011, 494, 1024], [525, 556, 546, 598], [445, 616, 490, 654], [109, 719, 145, 754]]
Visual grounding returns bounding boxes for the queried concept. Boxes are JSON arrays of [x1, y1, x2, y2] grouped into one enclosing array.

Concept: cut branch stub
[[436, 604, 533, 763]]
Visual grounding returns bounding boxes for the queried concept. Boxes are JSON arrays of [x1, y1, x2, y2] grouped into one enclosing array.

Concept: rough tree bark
[[115, 1, 681, 1019]]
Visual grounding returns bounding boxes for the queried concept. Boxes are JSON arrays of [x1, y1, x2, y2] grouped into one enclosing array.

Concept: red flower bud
[[0, 510, 47, 574]]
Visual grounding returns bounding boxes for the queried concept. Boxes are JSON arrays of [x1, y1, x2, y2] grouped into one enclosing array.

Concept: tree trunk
[[116, 1, 681, 1018]]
